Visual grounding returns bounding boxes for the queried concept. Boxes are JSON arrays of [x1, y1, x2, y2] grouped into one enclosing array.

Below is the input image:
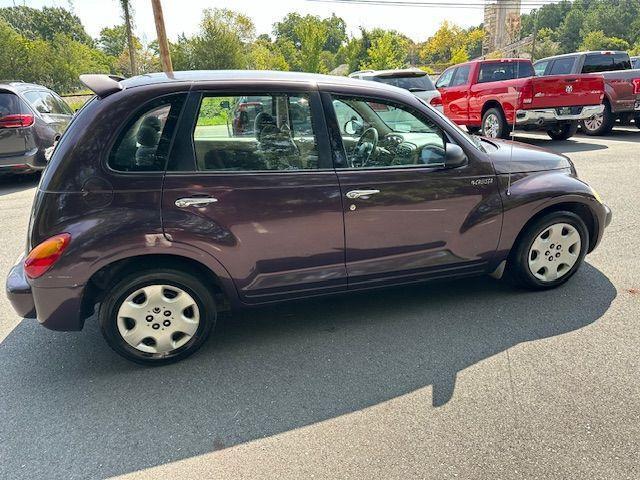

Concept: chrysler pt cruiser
[[6, 71, 611, 364]]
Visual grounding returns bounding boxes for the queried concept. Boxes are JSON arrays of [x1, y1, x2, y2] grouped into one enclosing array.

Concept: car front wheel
[[99, 269, 216, 365], [506, 212, 589, 290]]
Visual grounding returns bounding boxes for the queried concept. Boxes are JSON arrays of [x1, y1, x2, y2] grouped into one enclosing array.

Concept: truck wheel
[[581, 103, 614, 136], [635, 114, 640, 130], [99, 269, 216, 365], [481, 108, 510, 139], [505, 211, 589, 290], [547, 122, 578, 141]]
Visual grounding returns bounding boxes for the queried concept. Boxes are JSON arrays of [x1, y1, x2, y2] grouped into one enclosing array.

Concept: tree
[[273, 13, 346, 53], [174, 8, 255, 71], [450, 46, 469, 65], [98, 25, 140, 57], [531, 28, 560, 60], [580, 30, 630, 51], [119, 0, 137, 76], [362, 31, 408, 70], [557, 8, 584, 53], [0, 6, 92, 45], [294, 16, 328, 73], [336, 36, 366, 73], [249, 38, 289, 71]]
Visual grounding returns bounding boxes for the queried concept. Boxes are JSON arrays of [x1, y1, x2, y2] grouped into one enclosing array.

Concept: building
[[483, 0, 522, 54]]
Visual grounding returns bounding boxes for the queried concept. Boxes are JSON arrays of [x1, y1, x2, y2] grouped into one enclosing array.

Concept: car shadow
[[511, 135, 609, 154], [0, 173, 39, 196], [0, 264, 616, 478]]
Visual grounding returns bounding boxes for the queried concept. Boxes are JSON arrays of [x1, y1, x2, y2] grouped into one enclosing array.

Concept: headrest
[[137, 115, 161, 147]]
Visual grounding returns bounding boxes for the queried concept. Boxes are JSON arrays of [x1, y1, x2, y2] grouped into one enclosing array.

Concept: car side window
[[533, 61, 549, 76], [192, 93, 320, 172], [330, 94, 446, 169], [549, 57, 575, 75], [109, 94, 186, 172], [436, 68, 455, 88], [23, 91, 69, 115], [450, 65, 471, 86], [581, 54, 611, 73]]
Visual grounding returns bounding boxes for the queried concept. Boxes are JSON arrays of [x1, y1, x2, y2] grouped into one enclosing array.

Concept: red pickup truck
[[436, 59, 605, 140]]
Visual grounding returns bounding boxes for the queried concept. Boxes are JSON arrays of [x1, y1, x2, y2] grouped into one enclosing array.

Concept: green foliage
[[419, 22, 484, 67], [98, 25, 140, 57], [531, 28, 561, 60], [0, 6, 92, 45], [580, 31, 630, 52], [362, 31, 408, 70], [273, 12, 346, 54]]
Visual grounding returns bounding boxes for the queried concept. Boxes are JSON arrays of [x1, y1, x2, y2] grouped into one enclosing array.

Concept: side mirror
[[344, 118, 364, 136], [444, 143, 467, 168]]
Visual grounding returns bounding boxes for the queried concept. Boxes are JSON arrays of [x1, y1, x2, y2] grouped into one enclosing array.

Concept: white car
[[349, 68, 443, 112]]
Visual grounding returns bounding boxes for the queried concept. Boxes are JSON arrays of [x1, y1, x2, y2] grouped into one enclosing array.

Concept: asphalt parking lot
[[0, 128, 638, 480]]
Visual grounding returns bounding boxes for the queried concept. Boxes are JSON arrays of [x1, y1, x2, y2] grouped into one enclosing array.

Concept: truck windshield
[[372, 74, 435, 92]]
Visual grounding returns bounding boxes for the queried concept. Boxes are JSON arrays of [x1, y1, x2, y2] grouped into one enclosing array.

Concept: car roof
[[535, 50, 629, 63], [0, 81, 52, 93], [351, 68, 426, 78], [82, 70, 410, 99]]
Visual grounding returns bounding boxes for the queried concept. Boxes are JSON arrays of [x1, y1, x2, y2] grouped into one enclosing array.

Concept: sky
[[0, 0, 541, 44]]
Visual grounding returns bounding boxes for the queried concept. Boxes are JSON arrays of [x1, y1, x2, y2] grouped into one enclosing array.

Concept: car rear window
[[0, 91, 27, 117], [23, 91, 72, 115], [372, 74, 435, 92], [549, 57, 575, 75], [477, 62, 534, 83], [582, 53, 631, 73], [109, 94, 186, 172]]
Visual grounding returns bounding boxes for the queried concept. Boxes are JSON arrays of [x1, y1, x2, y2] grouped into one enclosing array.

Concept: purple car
[[5, 71, 611, 365]]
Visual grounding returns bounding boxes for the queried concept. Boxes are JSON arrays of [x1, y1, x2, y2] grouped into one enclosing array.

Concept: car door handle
[[174, 197, 218, 208], [346, 189, 381, 199]]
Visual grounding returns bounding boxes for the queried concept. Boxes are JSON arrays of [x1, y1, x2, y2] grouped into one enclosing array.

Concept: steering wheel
[[351, 127, 379, 167]]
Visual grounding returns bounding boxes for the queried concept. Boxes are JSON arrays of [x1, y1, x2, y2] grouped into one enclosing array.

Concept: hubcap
[[583, 114, 603, 131], [483, 114, 500, 138], [528, 223, 582, 283], [117, 284, 200, 354]]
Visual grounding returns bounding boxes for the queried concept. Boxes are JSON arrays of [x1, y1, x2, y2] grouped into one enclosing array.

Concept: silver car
[[349, 68, 443, 112]]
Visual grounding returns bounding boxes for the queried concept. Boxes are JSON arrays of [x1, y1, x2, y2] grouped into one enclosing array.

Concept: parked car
[[534, 51, 640, 135], [349, 68, 443, 111], [436, 58, 605, 140], [632, 56, 640, 70], [6, 71, 611, 365], [0, 81, 73, 174]]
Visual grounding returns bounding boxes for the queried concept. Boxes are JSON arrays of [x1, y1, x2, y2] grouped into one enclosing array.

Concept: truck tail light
[[633, 79, 640, 95], [0, 113, 34, 128], [430, 96, 443, 108], [24, 233, 71, 279], [519, 83, 533, 106]]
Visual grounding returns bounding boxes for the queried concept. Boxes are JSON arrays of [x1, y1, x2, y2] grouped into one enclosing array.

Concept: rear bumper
[[0, 148, 46, 173], [515, 105, 604, 126], [5, 259, 85, 331]]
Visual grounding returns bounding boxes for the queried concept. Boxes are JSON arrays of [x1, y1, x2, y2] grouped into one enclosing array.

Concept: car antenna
[[507, 59, 521, 197]]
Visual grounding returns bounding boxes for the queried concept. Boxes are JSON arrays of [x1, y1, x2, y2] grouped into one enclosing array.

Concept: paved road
[[0, 128, 638, 479]]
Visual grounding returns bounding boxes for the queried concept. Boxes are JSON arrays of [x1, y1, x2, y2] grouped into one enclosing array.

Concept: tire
[[99, 268, 216, 365], [505, 211, 589, 290], [581, 102, 614, 136], [635, 114, 640, 130], [547, 122, 578, 141], [481, 107, 511, 139]]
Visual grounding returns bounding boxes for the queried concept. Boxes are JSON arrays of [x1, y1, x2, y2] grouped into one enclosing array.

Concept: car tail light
[[0, 113, 34, 128], [633, 79, 640, 95], [430, 96, 443, 108], [24, 233, 71, 279], [519, 83, 533, 106]]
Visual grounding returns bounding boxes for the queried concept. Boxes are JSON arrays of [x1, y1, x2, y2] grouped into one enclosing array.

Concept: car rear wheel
[[481, 108, 510, 139], [99, 269, 216, 365], [506, 211, 589, 290], [581, 103, 614, 136], [547, 122, 578, 141]]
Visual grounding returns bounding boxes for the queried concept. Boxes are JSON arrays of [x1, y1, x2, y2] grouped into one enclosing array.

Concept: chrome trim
[[174, 197, 218, 208], [515, 104, 604, 125], [346, 189, 381, 199]]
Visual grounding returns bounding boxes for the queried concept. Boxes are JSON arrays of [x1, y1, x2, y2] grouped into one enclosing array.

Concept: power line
[[305, 0, 567, 9]]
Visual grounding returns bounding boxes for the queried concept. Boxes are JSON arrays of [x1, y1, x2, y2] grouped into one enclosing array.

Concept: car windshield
[[372, 74, 435, 92]]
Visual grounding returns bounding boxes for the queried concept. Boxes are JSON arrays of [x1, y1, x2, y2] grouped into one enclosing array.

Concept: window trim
[[322, 91, 453, 172], [105, 92, 188, 175], [166, 89, 333, 175]]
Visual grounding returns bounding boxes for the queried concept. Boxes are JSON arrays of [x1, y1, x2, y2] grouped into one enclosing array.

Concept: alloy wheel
[[527, 223, 582, 283], [116, 284, 200, 354], [583, 114, 604, 132], [483, 113, 500, 138]]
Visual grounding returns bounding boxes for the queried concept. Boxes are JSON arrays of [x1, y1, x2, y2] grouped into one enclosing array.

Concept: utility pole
[[120, 0, 138, 76], [151, 0, 173, 74]]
